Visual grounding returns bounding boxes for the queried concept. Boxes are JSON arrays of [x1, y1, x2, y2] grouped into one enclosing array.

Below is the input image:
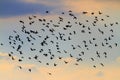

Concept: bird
[[100, 63, 104, 67], [93, 38, 96, 40], [19, 20, 24, 24], [115, 43, 118, 47], [116, 22, 118, 24], [18, 59, 22, 62], [48, 72, 52, 75], [82, 11, 88, 14], [98, 11, 102, 15], [58, 57, 62, 59], [17, 45, 21, 51], [28, 69, 31, 72], [1, 9, 119, 74], [28, 16, 32, 20], [62, 12, 64, 14], [75, 63, 79, 65], [70, 54, 73, 57], [76, 58, 83, 62], [28, 57, 31, 60], [68, 10, 72, 12], [34, 55, 38, 60], [93, 65, 96, 68], [19, 51, 23, 54], [54, 63, 57, 66], [46, 63, 49, 65], [33, 15, 36, 18], [0, 43, 3, 46], [81, 51, 84, 55], [104, 24, 107, 27], [8, 54, 12, 57], [90, 58, 94, 61], [11, 56, 15, 60], [91, 12, 94, 15], [81, 30, 85, 33], [101, 19, 104, 21], [64, 61, 68, 64], [106, 15, 109, 17], [18, 66, 22, 69], [46, 11, 49, 13]]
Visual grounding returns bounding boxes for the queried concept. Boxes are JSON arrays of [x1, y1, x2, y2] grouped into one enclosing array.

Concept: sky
[[0, 0, 120, 80]]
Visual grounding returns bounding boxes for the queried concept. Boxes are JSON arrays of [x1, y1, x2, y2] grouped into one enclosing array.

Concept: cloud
[[0, 52, 9, 60], [0, 58, 15, 71], [0, 58, 120, 80], [0, 0, 120, 18], [59, 57, 76, 62], [61, 0, 120, 13], [0, 52, 8, 57], [116, 56, 120, 63], [21, 0, 62, 6], [21, 0, 120, 12], [0, 0, 55, 18], [96, 71, 104, 77], [95, 0, 120, 2]]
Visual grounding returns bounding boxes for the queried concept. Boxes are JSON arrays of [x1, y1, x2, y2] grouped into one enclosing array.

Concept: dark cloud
[[0, 0, 55, 18]]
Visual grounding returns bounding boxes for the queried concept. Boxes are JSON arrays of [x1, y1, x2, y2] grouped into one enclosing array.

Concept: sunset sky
[[0, 0, 120, 80]]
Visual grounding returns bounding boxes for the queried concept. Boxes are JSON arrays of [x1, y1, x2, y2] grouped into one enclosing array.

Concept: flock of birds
[[0, 10, 119, 75]]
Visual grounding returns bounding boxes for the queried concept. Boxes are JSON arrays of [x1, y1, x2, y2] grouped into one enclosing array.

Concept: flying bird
[[0, 10, 119, 75]]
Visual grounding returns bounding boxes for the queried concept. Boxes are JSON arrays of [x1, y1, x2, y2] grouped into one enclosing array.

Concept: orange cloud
[[20, 0, 120, 13], [0, 57, 120, 80], [62, 0, 120, 13], [0, 52, 8, 57]]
